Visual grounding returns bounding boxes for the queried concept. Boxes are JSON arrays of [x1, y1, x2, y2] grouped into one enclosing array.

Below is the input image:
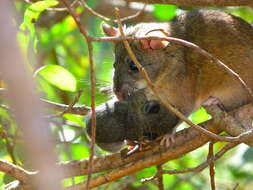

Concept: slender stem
[[208, 142, 216, 190]]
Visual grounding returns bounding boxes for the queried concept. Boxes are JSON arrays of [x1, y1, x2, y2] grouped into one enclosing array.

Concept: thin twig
[[1, 123, 17, 164], [232, 183, 239, 190], [61, 0, 90, 39], [23, 0, 80, 11], [85, 40, 96, 190], [156, 165, 164, 190], [43, 90, 84, 118], [59, 1, 97, 189], [0, 104, 11, 112], [0, 88, 90, 115], [161, 142, 238, 175], [121, 0, 253, 7], [42, 98, 90, 115], [80, 0, 146, 23], [59, 89, 83, 116], [208, 142, 216, 190]]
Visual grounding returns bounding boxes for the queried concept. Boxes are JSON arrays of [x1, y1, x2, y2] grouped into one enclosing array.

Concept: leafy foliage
[[20, 0, 59, 49]]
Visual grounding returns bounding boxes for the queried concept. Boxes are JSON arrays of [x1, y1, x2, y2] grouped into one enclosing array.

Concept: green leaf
[[153, 4, 177, 21], [20, 0, 58, 49], [64, 114, 85, 127], [71, 144, 90, 159], [136, 166, 157, 179], [3, 174, 15, 184], [36, 65, 77, 92], [229, 7, 253, 22], [191, 107, 211, 124]]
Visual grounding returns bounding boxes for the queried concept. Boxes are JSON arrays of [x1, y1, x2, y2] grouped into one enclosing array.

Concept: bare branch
[[23, 0, 80, 11], [42, 98, 90, 115], [44, 90, 84, 118], [80, 0, 146, 23], [1, 125, 17, 164], [156, 165, 164, 190], [6, 103, 253, 190], [0, 159, 35, 183], [232, 183, 240, 190], [0, 88, 90, 115], [122, 0, 253, 7], [208, 142, 216, 190], [60, 1, 97, 189]]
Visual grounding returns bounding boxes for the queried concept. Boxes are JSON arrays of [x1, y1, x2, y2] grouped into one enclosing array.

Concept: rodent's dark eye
[[128, 60, 138, 73], [143, 101, 160, 114]]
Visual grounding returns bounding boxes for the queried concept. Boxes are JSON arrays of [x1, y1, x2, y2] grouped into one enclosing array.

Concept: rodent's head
[[86, 90, 179, 152], [102, 22, 184, 101]]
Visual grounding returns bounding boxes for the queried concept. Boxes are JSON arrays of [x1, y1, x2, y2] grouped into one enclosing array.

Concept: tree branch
[[123, 0, 253, 7], [42, 98, 90, 115], [208, 142, 216, 190], [0, 159, 36, 184], [0, 88, 90, 115], [5, 103, 253, 189], [60, 0, 97, 189]]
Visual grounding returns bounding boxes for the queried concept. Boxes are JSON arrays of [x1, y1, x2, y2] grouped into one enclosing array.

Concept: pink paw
[[202, 96, 225, 110], [202, 96, 220, 106]]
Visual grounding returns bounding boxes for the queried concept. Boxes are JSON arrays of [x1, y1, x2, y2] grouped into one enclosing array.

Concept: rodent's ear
[[140, 30, 169, 50], [102, 22, 119, 37]]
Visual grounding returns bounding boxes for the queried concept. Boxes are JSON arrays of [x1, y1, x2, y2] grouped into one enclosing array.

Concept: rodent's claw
[[160, 133, 175, 147]]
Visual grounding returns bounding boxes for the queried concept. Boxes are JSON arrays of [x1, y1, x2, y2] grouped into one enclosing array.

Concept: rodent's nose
[[114, 91, 124, 100], [113, 83, 130, 100]]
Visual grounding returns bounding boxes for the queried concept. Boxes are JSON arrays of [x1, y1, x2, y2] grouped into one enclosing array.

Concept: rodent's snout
[[113, 83, 130, 100]]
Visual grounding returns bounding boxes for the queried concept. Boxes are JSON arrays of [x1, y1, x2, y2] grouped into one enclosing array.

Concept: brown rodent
[[86, 90, 179, 152], [103, 10, 253, 118]]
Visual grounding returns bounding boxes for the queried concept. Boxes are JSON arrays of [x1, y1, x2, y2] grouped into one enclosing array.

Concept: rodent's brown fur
[[103, 10, 253, 117]]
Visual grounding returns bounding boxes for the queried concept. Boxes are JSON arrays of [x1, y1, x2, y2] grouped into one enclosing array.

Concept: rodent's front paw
[[159, 132, 176, 148]]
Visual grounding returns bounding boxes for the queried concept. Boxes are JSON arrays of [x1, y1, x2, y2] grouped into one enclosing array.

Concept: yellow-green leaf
[[36, 65, 77, 92], [20, 0, 58, 49]]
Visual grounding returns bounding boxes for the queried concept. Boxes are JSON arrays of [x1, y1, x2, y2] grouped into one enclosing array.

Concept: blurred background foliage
[[1, 0, 253, 189]]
